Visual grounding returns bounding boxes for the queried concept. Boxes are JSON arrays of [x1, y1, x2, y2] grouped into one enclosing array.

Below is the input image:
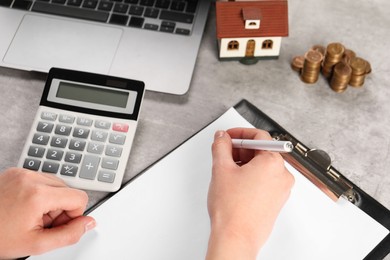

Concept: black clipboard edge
[[234, 99, 390, 260]]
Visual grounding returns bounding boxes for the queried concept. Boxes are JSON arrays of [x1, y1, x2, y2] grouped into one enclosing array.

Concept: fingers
[[211, 130, 235, 168], [3, 168, 88, 223], [0, 167, 96, 258], [212, 128, 273, 166], [227, 128, 273, 163], [31, 216, 96, 255], [42, 187, 89, 219], [31, 185, 95, 254], [7, 168, 89, 219]]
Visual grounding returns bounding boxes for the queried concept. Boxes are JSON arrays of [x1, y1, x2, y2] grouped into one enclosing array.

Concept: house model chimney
[[242, 7, 261, 29]]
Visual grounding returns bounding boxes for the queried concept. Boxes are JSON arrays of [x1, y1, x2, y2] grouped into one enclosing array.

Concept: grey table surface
[[0, 0, 389, 257]]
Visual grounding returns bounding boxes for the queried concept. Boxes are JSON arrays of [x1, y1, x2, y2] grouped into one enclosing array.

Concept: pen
[[231, 139, 294, 153]]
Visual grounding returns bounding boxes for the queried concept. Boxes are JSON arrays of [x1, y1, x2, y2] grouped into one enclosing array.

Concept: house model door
[[245, 40, 255, 57]]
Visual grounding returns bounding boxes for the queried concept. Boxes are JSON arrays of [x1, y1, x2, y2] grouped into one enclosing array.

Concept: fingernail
[[214, 130, 225, 140], [85, 220, 96, 232]]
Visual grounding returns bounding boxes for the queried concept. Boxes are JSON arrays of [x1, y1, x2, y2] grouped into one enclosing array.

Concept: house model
[[216, 0, 289, 64]]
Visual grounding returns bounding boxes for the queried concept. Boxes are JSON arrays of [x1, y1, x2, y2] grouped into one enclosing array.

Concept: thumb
[[32, 216, 96, 255], [211, 130, 234, 166]]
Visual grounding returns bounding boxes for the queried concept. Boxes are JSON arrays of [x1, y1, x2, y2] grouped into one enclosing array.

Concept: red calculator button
[[112, 123, 129, 132]]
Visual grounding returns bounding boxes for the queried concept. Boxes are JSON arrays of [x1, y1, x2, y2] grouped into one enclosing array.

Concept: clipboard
[[29, 99, 390, 260], [234, 99, 390, 260]]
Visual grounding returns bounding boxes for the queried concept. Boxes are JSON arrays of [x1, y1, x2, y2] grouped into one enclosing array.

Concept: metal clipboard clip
[[273, 133, 357, 203]]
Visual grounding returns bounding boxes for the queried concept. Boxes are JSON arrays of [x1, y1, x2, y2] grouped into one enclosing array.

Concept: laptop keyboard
[[2, 0, 198, 35]]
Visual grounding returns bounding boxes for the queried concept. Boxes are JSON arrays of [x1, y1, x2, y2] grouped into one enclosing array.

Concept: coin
[[305, 49, 324, 63], [349, 57, 367, 87], [301, 50, 323, 84], [334, 62, 352, 77], [322, 42, 345, 78], [291, 42, 371, 91], [350, 57, 367, 75], [291, 56, 305, 72], [343, 49, 356, 64], [311, 45, 326, 56], [326, 42, 345, 59], [330, 62, 352, 92], [349, 75, 366, 87]]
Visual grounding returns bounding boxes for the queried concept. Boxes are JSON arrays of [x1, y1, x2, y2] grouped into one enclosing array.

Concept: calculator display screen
[[56, 82, 129, 108]]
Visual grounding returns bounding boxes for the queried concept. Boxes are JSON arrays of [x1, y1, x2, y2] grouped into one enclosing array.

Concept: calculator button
[[32, 133, 50, 145], [109, 133, 126, 145], [77, 117, 93, 126], [28, 146, 46, 158], [73, 127, 90, 139], [79, 155, 100, 180], [65, 152, 82, 164], [69, 139, 86, 151], [102, 157, 119, 170], [59, 114, 75, 124], [50, 136, 68, 148], [46, 148, 64, 161], [41, 111, 57, 121], [112, 123, 129, 133], [23, 158, 41, 171], [36, 122, 54, 133], [95, 120, 111, 129], [60, 164, 78, 177], [87, 142, 105, 154], [91, 130, 108, 142], [105, 145, 122, 157], [42, 161, 60, 174], [98, 170, 116, 183], [55, 125, 72, 136]]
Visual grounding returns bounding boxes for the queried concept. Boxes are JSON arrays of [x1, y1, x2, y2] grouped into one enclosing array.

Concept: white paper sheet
[[30, 108, 389, 260]]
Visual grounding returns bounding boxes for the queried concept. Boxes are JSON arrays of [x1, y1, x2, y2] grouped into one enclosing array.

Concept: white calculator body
[[18, 68, 145, 192]]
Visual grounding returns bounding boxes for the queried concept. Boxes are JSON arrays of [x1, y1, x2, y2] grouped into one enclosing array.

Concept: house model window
[[262, 39, 273, 49], [242, 7, 261, 29], [228, 40, 239, 50]]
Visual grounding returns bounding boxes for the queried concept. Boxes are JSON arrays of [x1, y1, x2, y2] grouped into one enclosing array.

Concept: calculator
[[18, 68, 145, 192]]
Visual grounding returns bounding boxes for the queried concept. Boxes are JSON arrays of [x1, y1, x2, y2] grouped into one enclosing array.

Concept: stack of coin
[[291, 42, 372, 93], [349, 57, 367, 87], [343, 49, 356, 64], [322, 42, 345, 78], [301, 50, 323, 84], [330, 62, 352, 93], [291, 56, 305, 72]]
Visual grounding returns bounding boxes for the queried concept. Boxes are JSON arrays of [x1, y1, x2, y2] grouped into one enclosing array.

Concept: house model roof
[[216, 0, 289, 39], [242, 7, 261, 20]]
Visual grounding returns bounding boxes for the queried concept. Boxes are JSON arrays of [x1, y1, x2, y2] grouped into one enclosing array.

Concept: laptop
[[0, 0, 210, 95]]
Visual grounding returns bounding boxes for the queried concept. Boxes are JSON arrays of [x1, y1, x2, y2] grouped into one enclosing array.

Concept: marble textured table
[[0, 1, 389, 257]]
